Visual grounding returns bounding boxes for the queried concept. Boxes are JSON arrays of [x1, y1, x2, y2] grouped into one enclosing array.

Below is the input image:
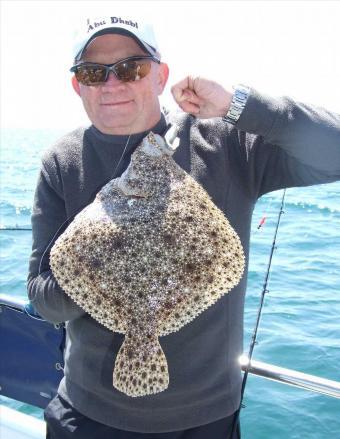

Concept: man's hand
[[171, 76, 233, 119]]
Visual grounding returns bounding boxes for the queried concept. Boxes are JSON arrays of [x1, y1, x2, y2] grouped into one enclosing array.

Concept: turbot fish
[[50, 131, 245, 397]]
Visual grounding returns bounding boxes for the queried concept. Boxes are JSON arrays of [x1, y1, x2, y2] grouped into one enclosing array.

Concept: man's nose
[[101, 72, 125, 89]]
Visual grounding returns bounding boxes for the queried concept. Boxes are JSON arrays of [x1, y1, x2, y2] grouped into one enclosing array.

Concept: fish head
[[116, 131, 178, 197]]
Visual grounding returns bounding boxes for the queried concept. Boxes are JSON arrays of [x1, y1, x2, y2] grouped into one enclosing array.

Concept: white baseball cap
[[73, 14, 160, 62]]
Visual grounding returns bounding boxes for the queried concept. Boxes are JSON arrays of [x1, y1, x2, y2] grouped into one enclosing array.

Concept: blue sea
[[1, 128, 339, 438]]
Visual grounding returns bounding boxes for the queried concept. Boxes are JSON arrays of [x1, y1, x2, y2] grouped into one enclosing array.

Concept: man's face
[[72, 34, 169, 135]]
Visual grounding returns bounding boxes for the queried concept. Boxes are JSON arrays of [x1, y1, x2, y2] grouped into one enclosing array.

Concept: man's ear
[[72, 75, 81, 96], [157, 63, 170, 95]]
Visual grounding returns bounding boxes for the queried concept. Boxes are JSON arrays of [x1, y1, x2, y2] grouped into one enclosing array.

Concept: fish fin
[[113, 334, 169, 397]]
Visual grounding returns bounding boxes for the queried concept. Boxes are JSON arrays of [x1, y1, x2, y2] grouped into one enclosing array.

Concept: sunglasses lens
[[75, 65, 107, 85], [115, 60, 152, 82]]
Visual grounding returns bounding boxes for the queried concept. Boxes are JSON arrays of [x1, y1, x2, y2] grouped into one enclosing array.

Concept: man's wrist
[[223, 84, 250, 125]]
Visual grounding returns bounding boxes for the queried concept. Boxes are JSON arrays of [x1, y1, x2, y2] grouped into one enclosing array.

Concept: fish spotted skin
[[50, 132, 245, 397]]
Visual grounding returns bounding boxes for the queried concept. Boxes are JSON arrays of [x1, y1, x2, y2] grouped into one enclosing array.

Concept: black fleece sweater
[[27, 88, 340, 433]]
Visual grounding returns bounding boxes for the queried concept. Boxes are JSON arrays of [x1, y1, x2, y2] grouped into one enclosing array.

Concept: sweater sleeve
[[27, 164, 86, 324], [232, 88, 340, 199]]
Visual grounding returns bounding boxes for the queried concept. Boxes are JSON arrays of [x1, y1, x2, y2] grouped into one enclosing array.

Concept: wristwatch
[[222, 84, 250, 125]]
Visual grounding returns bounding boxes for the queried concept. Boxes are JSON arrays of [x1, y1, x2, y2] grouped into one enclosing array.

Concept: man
[[27, 13, 340, 439]]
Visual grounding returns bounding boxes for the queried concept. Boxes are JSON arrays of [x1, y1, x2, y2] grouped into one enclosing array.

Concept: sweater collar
[[87, 114, 168, 148]]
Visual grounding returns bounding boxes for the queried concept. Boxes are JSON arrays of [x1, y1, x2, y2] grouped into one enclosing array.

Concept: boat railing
[[239, 355, 340, 399]]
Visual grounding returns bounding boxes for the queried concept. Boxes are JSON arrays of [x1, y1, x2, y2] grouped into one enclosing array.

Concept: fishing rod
[[229, 188, 286, 438]]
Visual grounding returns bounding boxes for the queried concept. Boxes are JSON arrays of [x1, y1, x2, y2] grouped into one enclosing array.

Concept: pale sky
[[1, 0, 340, 129]]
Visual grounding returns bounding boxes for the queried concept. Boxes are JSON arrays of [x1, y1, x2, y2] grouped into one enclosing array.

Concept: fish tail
[[113, 334, 169, 397]]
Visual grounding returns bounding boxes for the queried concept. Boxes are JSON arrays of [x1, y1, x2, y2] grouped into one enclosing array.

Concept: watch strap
[[222, 84, 250, 125]]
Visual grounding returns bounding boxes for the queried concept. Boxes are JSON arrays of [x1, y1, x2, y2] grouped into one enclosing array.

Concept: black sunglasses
[[70, 55, 160, 86]]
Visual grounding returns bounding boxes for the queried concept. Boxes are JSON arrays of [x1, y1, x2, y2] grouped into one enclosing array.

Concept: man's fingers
[[172, 86, 201, 115], [171, 76, 202, 104], [171, 85, 201, 109], [171, 77, 190, 102], [178, 101, 200, 115], [182, 90, 201, 105], [171, 87, 187, 103], [171, 85, 201, 114]]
